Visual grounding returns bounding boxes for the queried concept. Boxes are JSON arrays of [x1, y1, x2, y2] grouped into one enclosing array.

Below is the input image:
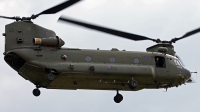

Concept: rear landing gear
[[33, 88, 40, 97], [114, 90, 123, 103], [33, 85, 41, 97]]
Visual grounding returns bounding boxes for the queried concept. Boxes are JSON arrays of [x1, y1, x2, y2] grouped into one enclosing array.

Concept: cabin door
[[154, 55, 168, 79]]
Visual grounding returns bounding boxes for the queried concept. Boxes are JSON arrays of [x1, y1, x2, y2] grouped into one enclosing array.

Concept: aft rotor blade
[[0, 16, 16, 20], [171, 27, 200, 43], [32, 0, 82, 19], [58, 16, 157, 42]]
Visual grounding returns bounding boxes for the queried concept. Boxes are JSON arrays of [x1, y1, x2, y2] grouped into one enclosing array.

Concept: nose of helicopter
[[184, 68, 191, 80]]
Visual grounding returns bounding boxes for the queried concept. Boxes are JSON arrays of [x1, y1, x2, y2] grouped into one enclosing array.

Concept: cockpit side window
[[155, 56, 166, 68]]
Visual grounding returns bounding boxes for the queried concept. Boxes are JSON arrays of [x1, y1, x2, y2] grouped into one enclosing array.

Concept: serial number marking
[[9, 28, 14, 32]]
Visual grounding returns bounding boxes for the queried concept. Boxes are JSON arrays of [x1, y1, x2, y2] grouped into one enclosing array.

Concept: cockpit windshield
[[175, 55, 185, 66], [174, 59, 183, 66]]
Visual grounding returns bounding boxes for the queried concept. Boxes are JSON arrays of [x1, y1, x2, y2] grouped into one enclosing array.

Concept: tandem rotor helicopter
[[1, 0, 199, 103]]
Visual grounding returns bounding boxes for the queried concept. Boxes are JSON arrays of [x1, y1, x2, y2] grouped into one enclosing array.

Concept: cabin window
[[85, 56, 91, 62], [110, 57, 115, 63], [155, 56, 166, 68], [134, 58, 139, 64]]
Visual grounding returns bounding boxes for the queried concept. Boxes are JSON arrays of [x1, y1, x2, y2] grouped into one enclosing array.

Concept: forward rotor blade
[[187, 71, 198, 83], [58, 16, 157, 42], [171, 27, 200, 43], [32, 0, 82, 19]]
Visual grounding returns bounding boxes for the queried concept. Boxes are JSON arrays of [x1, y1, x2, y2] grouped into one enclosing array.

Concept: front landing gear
[[33, 85, 41, 97], [114, 90, 123, 103]]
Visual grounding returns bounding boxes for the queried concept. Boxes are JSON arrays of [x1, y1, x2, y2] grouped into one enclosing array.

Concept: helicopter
[[0, 0, 199, 103]]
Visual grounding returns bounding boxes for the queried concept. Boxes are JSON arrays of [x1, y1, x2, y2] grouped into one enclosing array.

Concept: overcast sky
[[0, 0, 200, 112]]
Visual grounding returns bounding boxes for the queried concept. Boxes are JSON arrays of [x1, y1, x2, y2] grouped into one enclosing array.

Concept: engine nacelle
[[33, 37, 65, 48]]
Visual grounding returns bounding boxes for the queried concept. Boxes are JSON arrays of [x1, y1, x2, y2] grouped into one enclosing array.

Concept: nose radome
[[185, 68, 191, 79], [188, 71, 191, 79]]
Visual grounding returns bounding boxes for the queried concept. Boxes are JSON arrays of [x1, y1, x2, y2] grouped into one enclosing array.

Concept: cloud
[[80, 0, 108, 10], [0, 2, 5, 11], [141, 0, 166, 5]]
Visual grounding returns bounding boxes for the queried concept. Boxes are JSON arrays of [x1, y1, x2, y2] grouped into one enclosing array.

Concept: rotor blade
[[171, 27, 200, 43], [32, 0, 82, 19], [0, 16, 16, 20], [58, 16, 157, 42]]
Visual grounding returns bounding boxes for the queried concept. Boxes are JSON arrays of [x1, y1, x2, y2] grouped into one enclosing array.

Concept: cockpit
[[174, 56, 191, 76], [175, 55, 185, 66], [174, 59, 183, 66]]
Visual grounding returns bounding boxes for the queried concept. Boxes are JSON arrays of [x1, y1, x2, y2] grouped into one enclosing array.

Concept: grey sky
[[0, 0, 200, 112]]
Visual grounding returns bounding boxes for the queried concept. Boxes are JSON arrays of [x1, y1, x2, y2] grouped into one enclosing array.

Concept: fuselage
[[4, 47, 191, 91], [3, 21, 191, 91]]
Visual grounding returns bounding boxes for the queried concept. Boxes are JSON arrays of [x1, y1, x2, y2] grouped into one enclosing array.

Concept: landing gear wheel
[[47, 73, 55, 81], [33, 89, 40, 97], [114, 90, 123, 103], [129, 80, 138, 89], [114, 94, 123, 103]]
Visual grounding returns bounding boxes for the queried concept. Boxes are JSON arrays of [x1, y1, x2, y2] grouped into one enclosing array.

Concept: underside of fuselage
[[15, 60, 177, 91]]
